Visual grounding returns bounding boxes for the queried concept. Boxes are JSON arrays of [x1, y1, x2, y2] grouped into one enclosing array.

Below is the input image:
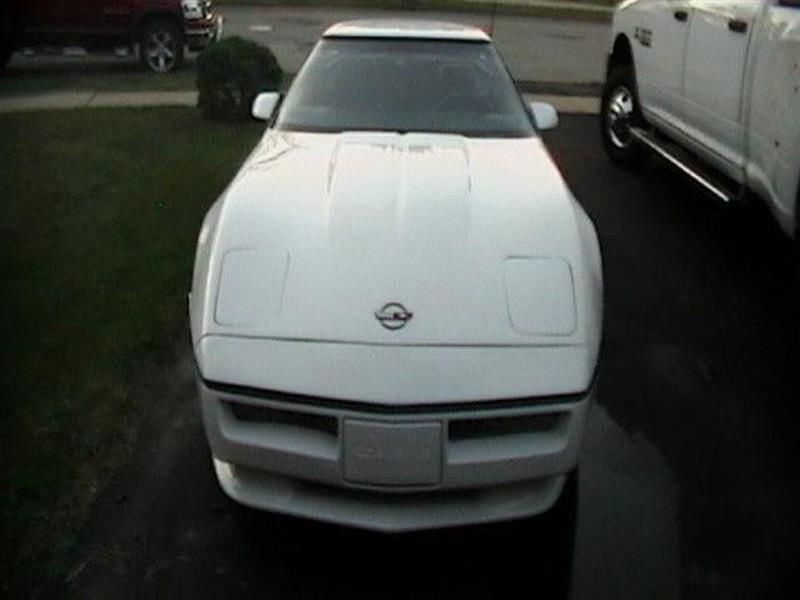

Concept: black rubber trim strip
[[202, 374, 595, 416], [320, 35, 489, 44]]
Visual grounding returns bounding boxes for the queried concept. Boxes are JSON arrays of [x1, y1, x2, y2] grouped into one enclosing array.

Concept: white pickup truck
[[601, 0, 800, 247]]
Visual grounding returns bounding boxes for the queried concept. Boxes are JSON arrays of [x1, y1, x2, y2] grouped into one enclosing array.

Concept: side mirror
[[252, 92, 281, 121], [529, 101, 559, 131]]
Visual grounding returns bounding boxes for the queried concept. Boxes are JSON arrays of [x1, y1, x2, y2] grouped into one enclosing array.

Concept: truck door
[[20, 1, 133, 37], [635, 0, 693, 126], [64, 1, 134, 36], [682, 0, 763, 177], [20, 1, 62, 35]]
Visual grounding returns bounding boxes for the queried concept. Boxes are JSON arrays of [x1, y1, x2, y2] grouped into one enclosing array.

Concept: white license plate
[[343, 420, 442, 486]]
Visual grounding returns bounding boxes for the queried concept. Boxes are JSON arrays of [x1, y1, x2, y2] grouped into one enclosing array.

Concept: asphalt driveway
[[66, 115, 799, 600]]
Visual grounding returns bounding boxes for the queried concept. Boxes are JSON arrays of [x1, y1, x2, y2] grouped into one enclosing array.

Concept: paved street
[[2, 5, 609, 94], [66, 115, 799, 599], [220, 5, 610, 84]]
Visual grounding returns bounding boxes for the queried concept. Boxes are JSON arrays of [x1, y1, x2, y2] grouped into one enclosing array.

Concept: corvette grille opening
[[448, 413, 563, 441], [226, 401, 339, 438]]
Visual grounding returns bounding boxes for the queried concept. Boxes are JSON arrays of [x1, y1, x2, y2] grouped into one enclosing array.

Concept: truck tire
[[601, 65, 645, 168], [139, 19, 184, 73]]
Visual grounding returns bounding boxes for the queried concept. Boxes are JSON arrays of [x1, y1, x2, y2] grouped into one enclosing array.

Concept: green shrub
[[197, 36, 283, 121]]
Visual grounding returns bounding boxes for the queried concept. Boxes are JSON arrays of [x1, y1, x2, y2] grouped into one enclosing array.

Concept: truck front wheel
[[601, 65, 645, 168], [139, 19, 184, 73]]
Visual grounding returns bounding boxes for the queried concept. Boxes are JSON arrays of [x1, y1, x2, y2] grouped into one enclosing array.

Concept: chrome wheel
[[144, 29, 178, 73], [607, 85, 635, 149]]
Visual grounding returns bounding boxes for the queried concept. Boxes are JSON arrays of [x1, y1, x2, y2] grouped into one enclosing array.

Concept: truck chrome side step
[[629, 127, 735, 204]]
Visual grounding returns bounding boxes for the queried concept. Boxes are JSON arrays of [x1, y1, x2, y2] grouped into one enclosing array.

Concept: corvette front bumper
[[197, 371, 592, 532]]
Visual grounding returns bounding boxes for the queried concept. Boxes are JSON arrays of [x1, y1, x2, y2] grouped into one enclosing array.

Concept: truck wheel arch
[[607, 34, 634, 79], [136, 11, 183, 41], [135, 11, 184, 47]]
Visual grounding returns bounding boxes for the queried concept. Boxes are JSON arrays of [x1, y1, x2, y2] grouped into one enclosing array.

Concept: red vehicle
[[0, 1, 221, 72]]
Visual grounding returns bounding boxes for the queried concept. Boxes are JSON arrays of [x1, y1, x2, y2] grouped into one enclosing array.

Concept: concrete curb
[[0, 90, 600, 115], [0, 91, 199, 114], [88, 91, 198, 109], [0, 92, 95, 113]]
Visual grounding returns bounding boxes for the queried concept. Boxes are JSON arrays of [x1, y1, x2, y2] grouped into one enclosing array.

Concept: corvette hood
[[191, 130, 599, 347]]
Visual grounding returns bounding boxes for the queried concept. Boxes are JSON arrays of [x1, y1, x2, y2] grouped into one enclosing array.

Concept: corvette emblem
[[375, 303, 413, 330]]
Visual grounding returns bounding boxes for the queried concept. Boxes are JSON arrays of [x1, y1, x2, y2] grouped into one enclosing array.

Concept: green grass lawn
[[0, 108, 263, 595]]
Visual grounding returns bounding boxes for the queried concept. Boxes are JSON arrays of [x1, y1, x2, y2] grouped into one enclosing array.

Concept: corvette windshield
[[275, 38, 536, 138]]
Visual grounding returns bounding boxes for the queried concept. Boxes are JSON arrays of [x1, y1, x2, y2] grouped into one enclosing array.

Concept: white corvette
[[190, 20, 603, 531]]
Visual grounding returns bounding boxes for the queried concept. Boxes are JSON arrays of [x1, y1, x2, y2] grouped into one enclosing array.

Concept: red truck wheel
[[139, 19, 184, 73]]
